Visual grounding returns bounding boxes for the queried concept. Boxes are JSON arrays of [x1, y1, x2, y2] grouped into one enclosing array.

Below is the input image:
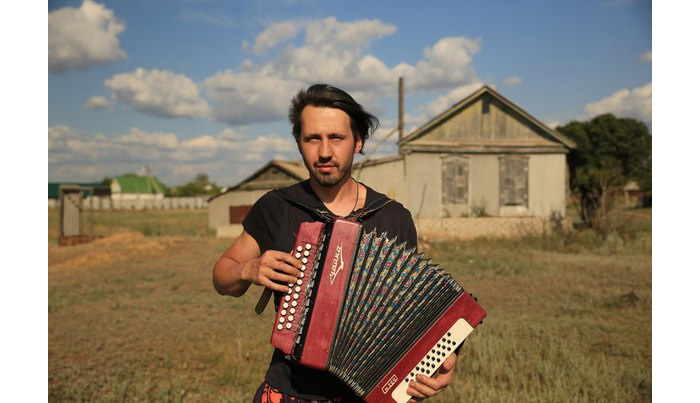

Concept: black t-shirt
[[242, 180, 417, 400]]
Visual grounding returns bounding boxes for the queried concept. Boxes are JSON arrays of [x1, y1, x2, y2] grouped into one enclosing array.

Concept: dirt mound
[[49, 231, 189, 272]]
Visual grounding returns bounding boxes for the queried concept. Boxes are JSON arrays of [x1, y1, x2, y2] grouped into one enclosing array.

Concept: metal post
[[398, 77, 404, 142]]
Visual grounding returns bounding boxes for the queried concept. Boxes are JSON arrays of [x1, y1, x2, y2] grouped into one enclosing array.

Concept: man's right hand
[[213, 230, 300, 297], [242, 250, 302, 293]]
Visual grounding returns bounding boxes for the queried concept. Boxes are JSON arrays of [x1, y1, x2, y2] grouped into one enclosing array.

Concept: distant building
[[49, 182, 107, 199], [111, 174, 167, 200], [208, 160, 308, 237]]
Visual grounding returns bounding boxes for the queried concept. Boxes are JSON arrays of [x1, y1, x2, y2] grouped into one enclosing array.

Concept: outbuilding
[[208, 160, 309, 237], [356, 85, 576, 239]]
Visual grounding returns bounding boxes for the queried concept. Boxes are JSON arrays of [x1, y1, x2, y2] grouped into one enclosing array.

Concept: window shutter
[[442, 156, 469, 204], [442, 161, 454, 203], [455, 162, 468, 203], [500, 156, 529, 207]]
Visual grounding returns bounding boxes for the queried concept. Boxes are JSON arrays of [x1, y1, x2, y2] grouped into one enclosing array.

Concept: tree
[[557, 114, 651, 233], [99, 176, 112, 186], [167, 173, 221, 197]]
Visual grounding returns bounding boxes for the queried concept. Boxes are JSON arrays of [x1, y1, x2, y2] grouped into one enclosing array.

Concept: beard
[[304, 157, 353, 188]]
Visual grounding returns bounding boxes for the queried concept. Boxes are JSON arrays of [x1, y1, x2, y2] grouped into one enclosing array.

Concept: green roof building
[[111, 174, 167, 200]]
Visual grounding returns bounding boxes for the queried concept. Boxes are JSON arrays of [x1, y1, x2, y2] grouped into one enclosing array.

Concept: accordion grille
[[327, 230, 463, 396]]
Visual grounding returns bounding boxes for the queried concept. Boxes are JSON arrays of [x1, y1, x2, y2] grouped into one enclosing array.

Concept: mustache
[[314, 161, 339, 168]]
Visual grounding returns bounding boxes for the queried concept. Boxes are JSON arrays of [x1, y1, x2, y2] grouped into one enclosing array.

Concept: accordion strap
[[270, 187, 394, 223], [254, 186, 393, 314]]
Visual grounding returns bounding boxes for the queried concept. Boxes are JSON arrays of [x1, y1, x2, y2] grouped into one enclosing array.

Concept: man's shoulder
[[360, 186, 412, 226], [364, 184, 411, 217]]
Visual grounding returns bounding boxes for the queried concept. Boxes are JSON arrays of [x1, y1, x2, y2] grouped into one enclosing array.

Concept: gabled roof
[[272, 160, 309, 180], [208, 160, 308, 201], [114, 175, 167, 194], [398, 85, 576, 149]]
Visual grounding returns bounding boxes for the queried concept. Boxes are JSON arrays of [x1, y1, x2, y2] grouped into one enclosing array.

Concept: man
[[213, 84, 459, 402]]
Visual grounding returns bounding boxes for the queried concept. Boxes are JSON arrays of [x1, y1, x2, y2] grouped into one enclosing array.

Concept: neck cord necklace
[[350, 177, 359, 213]]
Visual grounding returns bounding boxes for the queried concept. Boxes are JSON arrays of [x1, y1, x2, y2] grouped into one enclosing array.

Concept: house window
[[500, 156, 529, 206], [482, 98, 490, 114], [442, 155, 469, 204]]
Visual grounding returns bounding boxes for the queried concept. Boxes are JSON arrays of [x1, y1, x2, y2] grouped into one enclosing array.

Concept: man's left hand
[[406, 352, 458, 402]]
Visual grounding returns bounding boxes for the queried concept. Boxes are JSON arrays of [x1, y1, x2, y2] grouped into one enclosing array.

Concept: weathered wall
[[469, 154, 500, 216], [354, 158, 405, 203], [412, 96, 558, 145], [208, 189, 269, 229], [416, 216, 572, 241], [405, 152, 442, 219], [401, 151, 567, 219], [528, 154, 567, 217]]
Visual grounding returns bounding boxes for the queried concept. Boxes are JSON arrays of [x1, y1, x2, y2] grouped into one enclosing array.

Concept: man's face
[[298, 105, 363, 188]]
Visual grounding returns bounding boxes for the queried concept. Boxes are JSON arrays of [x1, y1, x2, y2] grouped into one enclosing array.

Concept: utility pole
[[398, 77, 404, 142], [145, 164, 154, 196]]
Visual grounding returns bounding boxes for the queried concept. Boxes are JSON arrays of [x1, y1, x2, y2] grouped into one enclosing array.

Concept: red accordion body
[[269, 218, 486, 403]]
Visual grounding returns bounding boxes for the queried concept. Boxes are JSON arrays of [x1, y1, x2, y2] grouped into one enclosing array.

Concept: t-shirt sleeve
[[363, 200, 418, 251], [242, 191, 284, 253], [398, 205, 418, 250]]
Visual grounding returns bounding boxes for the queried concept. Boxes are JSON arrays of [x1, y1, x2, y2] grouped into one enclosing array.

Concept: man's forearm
[[213, 257, 252, 297]]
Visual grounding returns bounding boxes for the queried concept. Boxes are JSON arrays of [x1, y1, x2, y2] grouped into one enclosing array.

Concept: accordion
[[269, 218, 486, 403]]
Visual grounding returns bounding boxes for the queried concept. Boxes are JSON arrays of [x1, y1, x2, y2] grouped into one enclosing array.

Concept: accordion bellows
[[270, 218, 486, 403]]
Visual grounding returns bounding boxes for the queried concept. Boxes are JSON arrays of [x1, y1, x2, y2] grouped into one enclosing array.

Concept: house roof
[[271, 160, 309, 180], [398, 85, 576, 150], [353, 155, 404, 170], [208, 160, 308, 202], [114, 175, 167, 194]]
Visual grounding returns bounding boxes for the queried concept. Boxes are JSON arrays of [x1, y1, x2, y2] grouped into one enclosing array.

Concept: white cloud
[[400, 82, 485, 129], [303, 17, 396, 52], [253, 21, 300, 55], [503, 76, 523, 87], [202, 17, 482, 126], [585, 82, 652, 124], [424, 82, 485, 118], [546, 120, 561, 129], [404, 37, 481, 91], [48, 0, 127, 72], [84, 95, 110, 109], [48, 125, 299, 185], [177, 9, 236, 28], [48, 125, 84, 150], [202, 69, 303, 125], [640, 50, 652, 64], [114, 128, 179, 149], [86, 17, 483, 127], [105, 68, 211, 118]]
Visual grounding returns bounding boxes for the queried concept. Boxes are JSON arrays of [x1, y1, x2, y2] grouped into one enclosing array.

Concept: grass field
[[48, 208, 651, 402]]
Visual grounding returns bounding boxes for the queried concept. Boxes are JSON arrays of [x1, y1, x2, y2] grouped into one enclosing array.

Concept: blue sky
[[48, 0, 651, 187]]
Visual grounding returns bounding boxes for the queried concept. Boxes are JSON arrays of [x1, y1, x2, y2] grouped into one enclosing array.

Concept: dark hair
[[288, 84, 379, 154]]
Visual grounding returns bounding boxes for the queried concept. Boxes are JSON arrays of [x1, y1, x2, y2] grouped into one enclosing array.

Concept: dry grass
[[48, 208, 651, 402]]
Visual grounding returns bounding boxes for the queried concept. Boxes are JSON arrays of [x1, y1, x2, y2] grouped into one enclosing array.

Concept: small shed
[[54, 183, 113, 245], [208, 160, 309, 237]]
